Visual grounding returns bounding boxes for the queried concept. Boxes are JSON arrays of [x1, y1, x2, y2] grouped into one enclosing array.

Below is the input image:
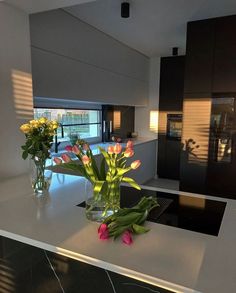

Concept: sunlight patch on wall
[[182, 98, 211, 165], [149, 110, 159, 133], [11, 69, 33, 120], [113, 110, 121, 130]]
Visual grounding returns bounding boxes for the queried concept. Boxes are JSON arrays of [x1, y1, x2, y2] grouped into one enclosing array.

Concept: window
[[34, 108, 102, 143]]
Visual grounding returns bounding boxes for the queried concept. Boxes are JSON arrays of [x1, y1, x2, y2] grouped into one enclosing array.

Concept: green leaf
[[122, 177, 141, 190], [93, 180, 105, 194], [98, 147, 110, 165], [132, 224, 150, 234], [116, 167, 131, 177], [100, 157, 106, 180], [115, 212, 142, 225], [22, 151, 28, 160]]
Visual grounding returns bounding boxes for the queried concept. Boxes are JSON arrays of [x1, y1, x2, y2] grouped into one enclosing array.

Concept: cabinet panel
[[213, 46, 236, 92], [184, 20, 215, 94], [215, 15, 236, 49]]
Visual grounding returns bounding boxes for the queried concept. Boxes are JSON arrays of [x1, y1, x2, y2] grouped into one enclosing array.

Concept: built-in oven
[[166, 114, 182, 140]]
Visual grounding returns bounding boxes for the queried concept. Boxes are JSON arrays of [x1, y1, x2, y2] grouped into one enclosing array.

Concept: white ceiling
[[64, 0, 236, 57], [4, 0, 95, 14]]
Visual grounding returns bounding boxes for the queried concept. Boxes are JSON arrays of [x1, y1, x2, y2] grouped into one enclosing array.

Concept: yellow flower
[[20, 123, 31, 134], [51, 120, 59, 130], [38, 117, 48, 124], [29, 119, 40, 128]]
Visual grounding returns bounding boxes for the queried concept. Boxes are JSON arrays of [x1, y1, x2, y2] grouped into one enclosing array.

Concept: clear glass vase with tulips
[[54, 140, 141, 221]]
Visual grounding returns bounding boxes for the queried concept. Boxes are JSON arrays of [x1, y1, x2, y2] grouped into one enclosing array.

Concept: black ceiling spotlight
[[172, 47, 179, 56], [121, 2, 130, 18]]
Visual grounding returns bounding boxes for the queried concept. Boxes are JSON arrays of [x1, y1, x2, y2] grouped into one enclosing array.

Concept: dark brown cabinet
[[158, 56, 185, 180], [184, 20, 215, 94]]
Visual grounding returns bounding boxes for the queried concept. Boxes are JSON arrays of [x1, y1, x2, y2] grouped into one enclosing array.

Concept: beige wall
[[0, 2, 33, 179]]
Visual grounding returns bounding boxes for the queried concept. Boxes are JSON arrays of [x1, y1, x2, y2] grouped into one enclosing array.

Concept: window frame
[[34, 106, 102, 144]]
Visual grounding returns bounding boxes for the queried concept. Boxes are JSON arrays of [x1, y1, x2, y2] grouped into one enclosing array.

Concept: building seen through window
[[34, 108, 101, 143]]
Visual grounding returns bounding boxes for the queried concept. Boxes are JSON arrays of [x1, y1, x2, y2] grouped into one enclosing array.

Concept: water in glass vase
[[85, 180, 120, 222]]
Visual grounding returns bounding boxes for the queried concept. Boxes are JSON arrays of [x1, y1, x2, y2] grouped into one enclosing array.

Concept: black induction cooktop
[[77, 186, 226, 236]]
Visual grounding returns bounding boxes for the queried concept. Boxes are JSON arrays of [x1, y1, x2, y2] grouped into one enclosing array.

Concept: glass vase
[[30, 157, 52, 196], [85, 180, 120, 222]]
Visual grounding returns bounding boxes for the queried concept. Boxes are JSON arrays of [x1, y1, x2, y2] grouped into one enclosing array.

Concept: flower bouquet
[[20, 117, 58, 194], [98, 196, 159, 245], [54, 140, 142, 221]]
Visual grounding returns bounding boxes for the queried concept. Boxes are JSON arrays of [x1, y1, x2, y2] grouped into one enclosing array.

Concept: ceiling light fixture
[[121, 2, 130, 18]]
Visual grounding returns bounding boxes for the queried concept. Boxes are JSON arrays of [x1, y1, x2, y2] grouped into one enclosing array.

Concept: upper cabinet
[[213, 16, 236, 93], [184, 19, 215, 94]]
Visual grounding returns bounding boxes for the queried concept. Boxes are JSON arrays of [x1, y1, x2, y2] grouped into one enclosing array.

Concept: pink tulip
[[82, 155, 90, 165], [107, 145, 114, 154], [61, 154, 71, 163], [124, 148, 134, 158], [114, 143, 122, 154], [53, 157, 62, 165], [72, 145, 80, 155], [131, 160, 141, 170], [65, 145, 72, 152], [98, 223, 109, 240], [83, 144, 89, 151], [122, 230, 133, 245], [98, 223, 108, 234], [126, 140, 134, 149]]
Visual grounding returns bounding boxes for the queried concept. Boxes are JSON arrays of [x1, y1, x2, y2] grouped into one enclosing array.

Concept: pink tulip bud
[[107, 145, 114, 155], [126, 140, 134, 149], [72, 145, 80, 155], [124, 148, 134, 158], [131, 160, 141, 170], [98, 223, 108, 234], [65, 145, 72, 152], [53, 157, 62, 165], [114, 143, 122, 154], [98, 223, 109, 240], [122, 230, 133, 245], [61, 154, 71, 163], [83, 144, 89, 151], [82, 155, 90, 165], [99, 229, 109, 240]]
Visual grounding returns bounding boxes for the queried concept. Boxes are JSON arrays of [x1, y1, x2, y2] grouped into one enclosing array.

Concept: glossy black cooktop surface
[[78, 186, 226, 236], [120, 186, 226, 236]]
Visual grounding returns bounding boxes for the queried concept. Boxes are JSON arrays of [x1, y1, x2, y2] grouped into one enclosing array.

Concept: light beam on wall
[[149, 110, 159, 133], [11, 69, 33, 120], [113, 110, 121, 130]]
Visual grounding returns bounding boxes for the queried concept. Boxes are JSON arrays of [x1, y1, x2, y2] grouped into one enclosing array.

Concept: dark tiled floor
[[0, 236, 175, 293]]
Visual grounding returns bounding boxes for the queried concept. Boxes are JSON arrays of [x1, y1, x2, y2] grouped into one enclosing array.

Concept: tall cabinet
[[158, 56, 185, 180], [180, 14, 236, 199]]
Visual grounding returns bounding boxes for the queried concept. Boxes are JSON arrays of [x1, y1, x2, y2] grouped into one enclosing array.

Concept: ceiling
[[64, 0, 236, 57], [4, 0, 95, 14]]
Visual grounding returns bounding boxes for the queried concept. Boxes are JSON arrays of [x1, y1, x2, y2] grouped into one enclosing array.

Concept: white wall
[[30, 9, 149, 106], [0, 3, 33, 179], [135, 57, 160, 138]]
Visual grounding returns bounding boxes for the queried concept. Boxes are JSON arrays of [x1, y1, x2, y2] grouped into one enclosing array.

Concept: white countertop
[[0, 173, 235, 293]]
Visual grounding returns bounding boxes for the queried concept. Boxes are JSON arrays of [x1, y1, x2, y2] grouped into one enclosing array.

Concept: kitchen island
[[0, 173, 235, 293]]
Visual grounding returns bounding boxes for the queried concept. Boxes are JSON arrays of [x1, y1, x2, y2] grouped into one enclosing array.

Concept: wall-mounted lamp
[[121, 2, 130, 18]]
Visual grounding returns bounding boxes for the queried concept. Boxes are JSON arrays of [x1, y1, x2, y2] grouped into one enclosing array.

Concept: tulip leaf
[[22, 150, 28, 160], [132, 224, 150, 234], [93, 180, 105, 194], [100, 157, 106, 180], [115, 212, 142, 225], [122, 177, 141, 190]]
